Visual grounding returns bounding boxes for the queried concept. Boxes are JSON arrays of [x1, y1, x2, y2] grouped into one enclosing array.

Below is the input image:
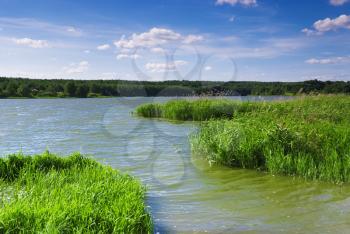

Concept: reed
[[135, 99, 262, 121], [136, 95, 350, 183]]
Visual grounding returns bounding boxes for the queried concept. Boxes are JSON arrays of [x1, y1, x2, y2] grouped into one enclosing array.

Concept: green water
[[0, 97, 349, 233]]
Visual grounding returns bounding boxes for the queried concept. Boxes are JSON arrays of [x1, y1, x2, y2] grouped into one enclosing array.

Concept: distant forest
[[0, 77, 349, 98]]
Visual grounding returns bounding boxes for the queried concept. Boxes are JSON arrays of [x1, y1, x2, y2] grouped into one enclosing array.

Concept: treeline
[[0, 77, 349, 98]]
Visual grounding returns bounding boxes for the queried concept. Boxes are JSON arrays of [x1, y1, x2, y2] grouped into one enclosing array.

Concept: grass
[[135, 99, 261, 121], [136, 95, 350, 183], [0, 152, 153, 233]]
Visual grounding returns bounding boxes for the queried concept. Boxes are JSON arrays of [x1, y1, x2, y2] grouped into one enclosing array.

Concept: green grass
[[136, 95, 350, 183], [135, 99, 263, 121], [0, 152, 153, 233]]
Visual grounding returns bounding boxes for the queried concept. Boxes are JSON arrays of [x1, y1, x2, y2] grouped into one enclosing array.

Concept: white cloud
[[305, 56, 350, 64], [97, 44, 110, 50], [13, 37, 49, 48], [229, 16, 235, 22], [145, 60, 187, 72], [66, 26, 82, 36], [151, 47, 166, 53], [303, 14, 350, 35], [116, 54, 141, 60], [0, 17, 83, 37], [63, 61, 89, 74], [183, 35, 204, 44], [114, 27, 203, 49], [330, 0, 349, 6], [204, 66, 213, 71], [84, 50, 91, 54], [216, 0, 257, 7]]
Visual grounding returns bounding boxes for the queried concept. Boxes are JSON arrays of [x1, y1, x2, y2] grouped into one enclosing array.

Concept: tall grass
[[135, 99, 263, 121], [136, 95, 350, 183], [190, 96, 350, 183], [0, 152, 153, 233]]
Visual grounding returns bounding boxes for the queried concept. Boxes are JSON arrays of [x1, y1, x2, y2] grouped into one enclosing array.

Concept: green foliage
[[0, 77, 349, 98], [64, 81, 77, 97], [16, 84, 32, 97], [188, 96, 350, 183], [0, 152, 153, 233], [135, 99, 263, 121], [75, 85, 89, 98], [137, 95, 350, 183]]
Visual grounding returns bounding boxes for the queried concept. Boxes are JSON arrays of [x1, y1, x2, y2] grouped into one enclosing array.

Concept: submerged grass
[[136, 95, 350, 183], [0, 152, 152, 233]]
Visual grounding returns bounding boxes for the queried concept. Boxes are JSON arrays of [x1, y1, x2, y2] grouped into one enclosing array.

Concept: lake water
[[1, 97, 350, 233]]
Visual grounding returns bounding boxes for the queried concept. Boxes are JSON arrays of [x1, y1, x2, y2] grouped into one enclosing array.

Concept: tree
[[17, 84, 31, 97], [5, 82, 18, 97], [64, 82, 76, 97], [75, 85, 89, 98]]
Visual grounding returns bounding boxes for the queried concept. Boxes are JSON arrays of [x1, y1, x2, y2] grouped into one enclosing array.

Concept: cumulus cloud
[[116, 54, 141, 60], [204, 66, 213, 71], [114, 27, 203, 50], [97, 44, 110, 50], [145, 60, 187, 72], [13, 37, 49, 48], [63, 61, 89, 74], [215, 0, 257, 7], [302, 14, 350, 35], [305, 56, 350, 64], [330, 0, 349, 6]]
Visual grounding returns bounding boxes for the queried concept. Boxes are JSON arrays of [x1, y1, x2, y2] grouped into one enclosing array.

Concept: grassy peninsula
[[0, 152, 152, 233], [135, 95, 350, 183]]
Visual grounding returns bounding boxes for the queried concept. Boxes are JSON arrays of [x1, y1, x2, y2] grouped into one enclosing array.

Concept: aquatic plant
[[137, 95, 350, 183], [135, 98, 264, 121], [0, 152, 153, 233], [190, 96, 350, 183]]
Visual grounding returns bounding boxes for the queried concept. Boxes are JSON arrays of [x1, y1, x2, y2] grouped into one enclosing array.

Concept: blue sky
[[0, 0, 349, 81]]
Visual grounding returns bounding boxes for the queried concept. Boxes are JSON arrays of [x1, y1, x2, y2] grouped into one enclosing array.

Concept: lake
[[1, 97, 350, 233]]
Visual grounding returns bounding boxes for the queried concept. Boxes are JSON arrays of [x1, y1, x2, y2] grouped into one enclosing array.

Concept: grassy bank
[[136, 96, 350, 183], [0, 152, 152, 233]]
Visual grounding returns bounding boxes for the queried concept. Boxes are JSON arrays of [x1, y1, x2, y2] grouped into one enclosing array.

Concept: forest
[[0, 77, 349, 98]]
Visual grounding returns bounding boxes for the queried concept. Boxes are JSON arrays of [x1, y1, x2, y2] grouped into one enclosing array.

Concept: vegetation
[[135, 99, 266, 121], [0, 152, 153, 233], [1, 77, 350, 98], [137, 96, 350, 183]]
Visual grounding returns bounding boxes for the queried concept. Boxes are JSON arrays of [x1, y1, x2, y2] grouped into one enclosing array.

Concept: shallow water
[[0, 97, 349, 233]]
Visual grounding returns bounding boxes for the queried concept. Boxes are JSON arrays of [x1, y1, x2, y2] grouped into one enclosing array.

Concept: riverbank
[[136, 95, 350, 183], [0, 152, 152, 233]]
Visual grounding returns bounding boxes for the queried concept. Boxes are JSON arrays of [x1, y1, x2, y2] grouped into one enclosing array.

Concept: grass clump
[[135, 99, 260, 121], [0, 152, 153, 233], [190, 96, 350, 183]]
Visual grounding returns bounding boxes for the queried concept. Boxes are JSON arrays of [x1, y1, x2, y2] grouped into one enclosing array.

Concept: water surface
[[0, 97, 349, 233]]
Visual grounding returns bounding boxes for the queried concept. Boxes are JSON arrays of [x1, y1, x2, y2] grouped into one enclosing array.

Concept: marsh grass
[[135, 99, 259, 121], [136, 95, 350, 183], [0, 152, 152, 233]]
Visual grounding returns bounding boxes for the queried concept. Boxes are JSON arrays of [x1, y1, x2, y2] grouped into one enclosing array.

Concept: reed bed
[[136, 95, 350, 183], [0, 152, 152, 233], [135, 99, 264, 121]]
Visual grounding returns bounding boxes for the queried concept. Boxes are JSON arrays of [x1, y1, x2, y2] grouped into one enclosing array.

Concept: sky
[[0, 0, 349, 82]]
